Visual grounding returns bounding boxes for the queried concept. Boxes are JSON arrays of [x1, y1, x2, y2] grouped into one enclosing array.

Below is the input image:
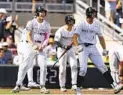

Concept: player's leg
[[37, 52, 49, 94], [77, 48, 88, 88], [90, 47, 123, 94], [109, 51, 120, 85], [12, 43, 35, 93], [68, 48, 78, 90], [27, 57, 40, 88], [57, 48, 67, 92]]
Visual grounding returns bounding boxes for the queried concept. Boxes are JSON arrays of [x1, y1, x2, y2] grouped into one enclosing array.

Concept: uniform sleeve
[[25, 20, 33, 32], [74, 23, 82, 35], [95, 24, 103, 36], [41, 23, 51, 47], [54, 29, 61, 42]]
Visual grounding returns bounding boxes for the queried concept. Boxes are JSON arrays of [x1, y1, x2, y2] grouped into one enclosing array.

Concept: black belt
[[83, 43, 93, 47], [21, 40, 28, 43], [35, 40, 42, 43]]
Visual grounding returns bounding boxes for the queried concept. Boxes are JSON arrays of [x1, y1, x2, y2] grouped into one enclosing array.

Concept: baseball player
[[109, 43, 123, 90], [13, 28, 40, 88], [54, 15, 78, 92], [12, 6, 51, 94], [72, 7, 123, 94]]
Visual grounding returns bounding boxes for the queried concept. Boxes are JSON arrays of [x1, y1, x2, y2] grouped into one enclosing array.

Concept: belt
[[83, 43, 93, 47], [21, 40, 28, 43], [35, 40, 42, 43]]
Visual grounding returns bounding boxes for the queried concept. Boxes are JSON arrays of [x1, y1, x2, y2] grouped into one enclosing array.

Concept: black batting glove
[[102, 49, 109, 56], [62, 45, 72, 50]]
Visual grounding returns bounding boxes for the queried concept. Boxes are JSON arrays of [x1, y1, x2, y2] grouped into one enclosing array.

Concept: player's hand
[[32, 44, 38, 50], [38, 45, 46, 52], [62, 45, 72, 50], [102, 49, 109, 56]]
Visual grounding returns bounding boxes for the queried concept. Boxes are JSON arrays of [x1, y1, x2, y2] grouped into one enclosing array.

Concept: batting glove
[[31, 44, 38, 50], [62, 45, 72, 50], [102, 49, 109, 56]]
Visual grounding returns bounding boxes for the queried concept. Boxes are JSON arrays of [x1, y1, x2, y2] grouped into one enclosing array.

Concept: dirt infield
[[1, 88, 123, 95]]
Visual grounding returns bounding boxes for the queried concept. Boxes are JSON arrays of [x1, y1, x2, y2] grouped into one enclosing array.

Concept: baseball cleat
[[28, 82, 40, 88], [114, 83, 123, 94], [40, 87, 50, 94], [12, 86, 20, 93], [20, 85, 31, 91], [71, 85, 77, 91], [76, 87, 82, 95], [60, 87, 67, 92]]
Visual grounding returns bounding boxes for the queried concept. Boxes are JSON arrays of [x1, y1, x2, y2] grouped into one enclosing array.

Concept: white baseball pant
[[78, 45, 108, 76], [57, 47, 77, 87]]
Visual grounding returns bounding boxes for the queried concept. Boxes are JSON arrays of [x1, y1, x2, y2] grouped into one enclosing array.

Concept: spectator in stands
[[0, 8, 13, 42], [119, 13, 123, 29], [105, 0, 116, 24], [116, 0, 122, 27], [44, 36, 57, 65], [0, 44, 6, 64], [2, 42, 13, 64], [5, 15, 19, 43], [6, 35, 17, 57]]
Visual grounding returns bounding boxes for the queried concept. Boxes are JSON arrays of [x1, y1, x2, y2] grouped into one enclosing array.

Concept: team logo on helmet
[[86, 7, 94, 18]]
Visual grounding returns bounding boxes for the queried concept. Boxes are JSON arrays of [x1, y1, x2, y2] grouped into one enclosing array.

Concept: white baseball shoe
[[71, 85, 77, 91], [12, 86, 20, 93], [28, 82, 40, 88], [114, 83, 123, 94], [76, 87, 82, 95], [40, 86, 50, 94], [60, 87, 67, 92], [20, 85, 31, 91]]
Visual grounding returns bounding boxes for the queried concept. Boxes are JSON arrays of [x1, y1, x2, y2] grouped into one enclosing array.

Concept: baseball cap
[[0, 8, 7, 14]]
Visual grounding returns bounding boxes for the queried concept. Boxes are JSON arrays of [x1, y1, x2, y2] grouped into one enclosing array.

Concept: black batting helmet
[[35, 6, 47, 16], [86, 7, 94, 18], [65, 15, 75, 24]]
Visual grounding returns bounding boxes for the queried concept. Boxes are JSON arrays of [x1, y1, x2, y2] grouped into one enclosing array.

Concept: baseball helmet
[[35, 6, 47, 16], [65, 15, 75, 24], [86, 7, 94, 18]]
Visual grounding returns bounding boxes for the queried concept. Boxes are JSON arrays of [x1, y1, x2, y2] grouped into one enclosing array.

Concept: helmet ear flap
[[36, 12, 39, 16]]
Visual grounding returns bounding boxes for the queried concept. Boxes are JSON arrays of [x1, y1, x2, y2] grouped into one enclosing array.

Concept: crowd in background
[[105, 0, 123, 29], [0, 8, 17, 64]]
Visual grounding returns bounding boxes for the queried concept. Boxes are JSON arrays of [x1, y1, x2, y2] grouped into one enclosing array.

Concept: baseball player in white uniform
[[13, 28, 40, 88], [72, 7, 123, 94], [109, 43, 123, 88], [12, 6, 51, 94], [54, 15, 78, 92]]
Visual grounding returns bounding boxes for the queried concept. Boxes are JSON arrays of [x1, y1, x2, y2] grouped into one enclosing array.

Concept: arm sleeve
[[54, 28, 63, 47], [25, 20, 33, 32], [96, 24, 103, 36], [42, 23, 51, 47], [74, 23, 82, 35]]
